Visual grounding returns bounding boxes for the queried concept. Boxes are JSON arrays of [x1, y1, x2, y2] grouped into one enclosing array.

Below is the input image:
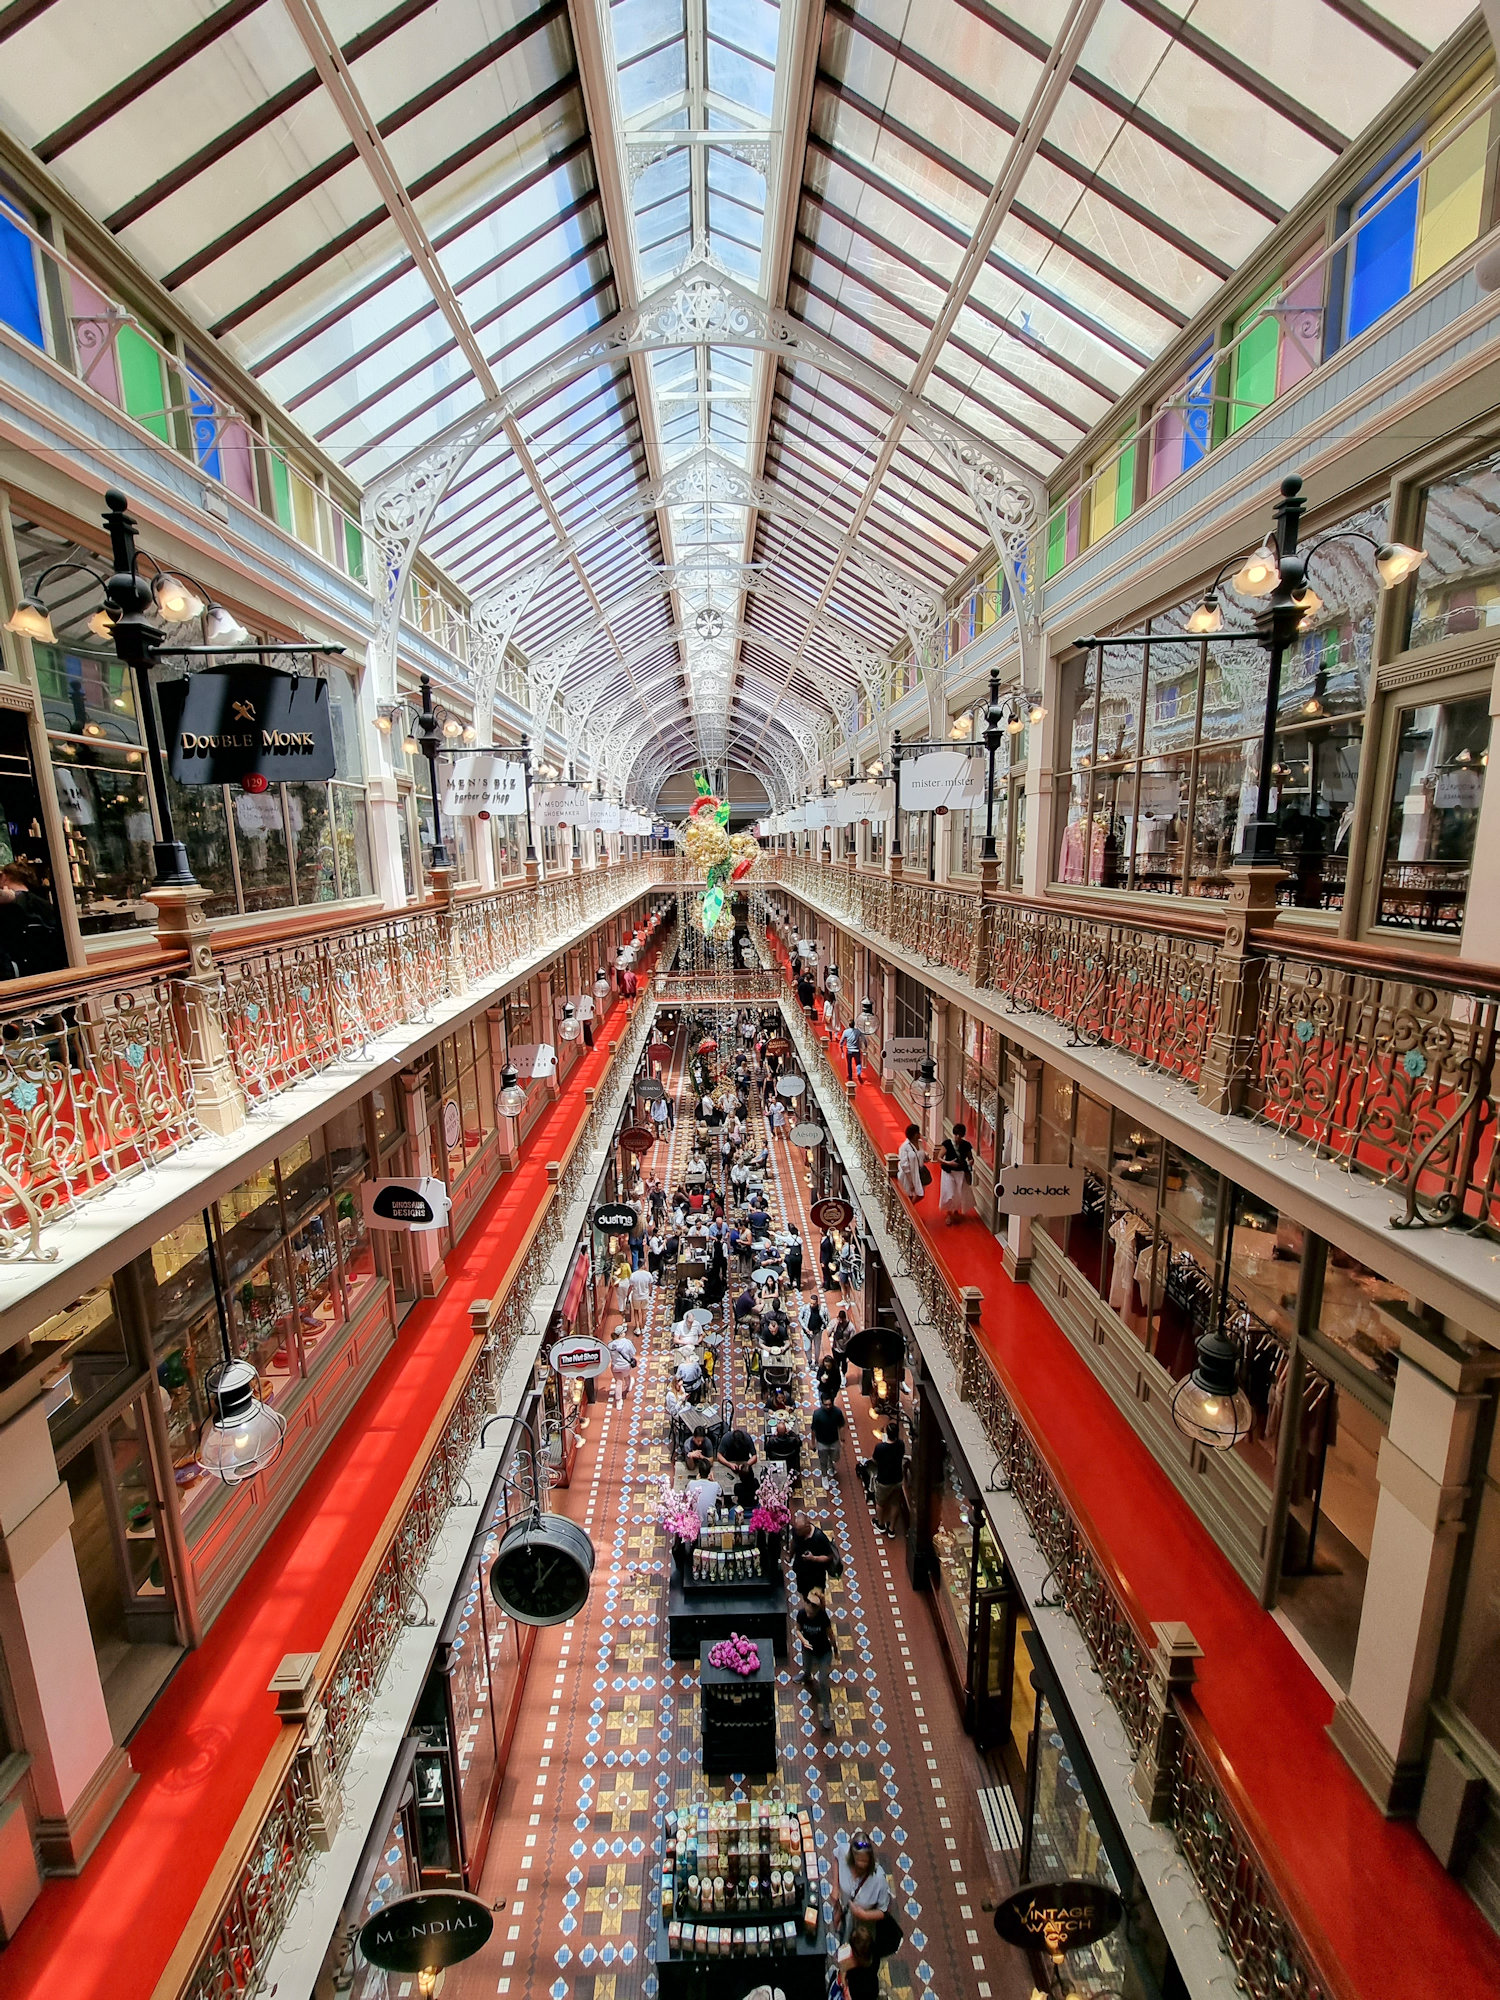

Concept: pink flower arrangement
[[663, 1505, 701, 1544], [643, 1475, 701, 1544], [708, 1632, 761, 1676], [749, 1499, 789, 1535]]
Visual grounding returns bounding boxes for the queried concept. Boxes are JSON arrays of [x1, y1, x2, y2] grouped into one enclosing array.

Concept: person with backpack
[[799, 1295, 828, 1367], [796, 1587, 835, 1730], [810, 1394, 846, 1487]]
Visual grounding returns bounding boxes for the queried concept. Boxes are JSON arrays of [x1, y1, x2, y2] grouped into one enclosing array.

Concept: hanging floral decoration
[[680, 769, 757, 934]]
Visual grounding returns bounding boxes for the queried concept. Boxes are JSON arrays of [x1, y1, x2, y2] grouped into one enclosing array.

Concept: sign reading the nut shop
[[159, 668, 337, 786]]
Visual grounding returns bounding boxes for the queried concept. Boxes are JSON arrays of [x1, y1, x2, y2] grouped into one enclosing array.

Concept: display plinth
[[668, 1576, 788, 1660], [699, 1642, 777, 1775], [652, 1913, 827, 2000]]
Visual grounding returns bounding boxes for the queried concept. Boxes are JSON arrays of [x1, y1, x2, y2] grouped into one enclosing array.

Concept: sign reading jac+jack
[[995, 1164, 1087, 1216], [159, 668, 336, 786]]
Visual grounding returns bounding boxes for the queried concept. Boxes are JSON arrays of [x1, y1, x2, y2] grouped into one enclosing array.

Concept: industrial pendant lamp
[[825, 965, 841, 996], [916, 1055, 940, 1108], [198, 1359, 287, 1483], [559, 1002, 581, 1042], [497, 1062, 527, 1117], [594, 967, 610, 998], [857, 997, 877, 1038], [1170, 1327, 1253, 1449]]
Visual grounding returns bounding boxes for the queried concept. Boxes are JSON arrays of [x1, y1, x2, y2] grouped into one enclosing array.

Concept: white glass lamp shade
[[1170, 1333, 1253, 1449], [87, 607, 117, 642], [559, 1004, 581, 1042], [1186, 598, 1222, 635], [1232, 544, 1278, 596], [498, 1064, 526, 1116], [825, 971, 840, 996], [197, 1360, 286, 1484], [857, 1000, 877, 1038], [203, 604, 250, 645], [916, 1056, 940, 1107], [6, 596, 56, 644], [1375, 541, 1425, 587], [594, 971, 610, 997], [154, 573, 205, 623]]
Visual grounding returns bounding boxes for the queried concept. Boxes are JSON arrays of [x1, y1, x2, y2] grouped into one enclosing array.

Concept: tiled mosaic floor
[[446, 1024, 1030, 2000]]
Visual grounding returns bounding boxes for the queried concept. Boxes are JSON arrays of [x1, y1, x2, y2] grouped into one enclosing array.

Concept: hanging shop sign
[[159, 668, 337, 786], [637, 1077, 665, 1100], [539, 784, 586, 828], [810, 1197, 854, 1231], [361, 1177, 452, 1232], [618, 1127, 656, 1154], [593, 1203, 639, 1234], [766, 1038, 790, 1057], [790, 1122, 825, 1148], [358, 1890, 495, 1975], [646, 1041, 672, 1065], [548, 1335, 611, 1380], [440, 754, 523, 818], [442, 1099, 461, 1149], [993, 1879, 1123, 1955], [795, 939, 819, 959], [900, 749, 983, 812], [775, 1075, 805, 1099], [995, 1164, 1087, 1216], [509, 1043, 556, 1080], [887, 1035, 928, 1072]]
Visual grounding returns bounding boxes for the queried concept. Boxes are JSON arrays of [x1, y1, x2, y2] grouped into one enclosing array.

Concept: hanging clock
[[489, 1513, 595, 1626]]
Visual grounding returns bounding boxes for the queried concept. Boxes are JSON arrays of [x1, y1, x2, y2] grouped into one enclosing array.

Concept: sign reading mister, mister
[[158, 668, 337, 787]]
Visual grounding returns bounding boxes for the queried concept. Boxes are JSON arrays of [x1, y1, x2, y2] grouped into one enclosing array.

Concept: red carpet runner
[[0, 980, 650, 2000], [777, 934, 1500, 2000]]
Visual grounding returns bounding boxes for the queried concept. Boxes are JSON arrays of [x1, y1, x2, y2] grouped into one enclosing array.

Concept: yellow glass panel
[[1415, 88, 1490, 287], [1087, 454, 1117, 548], [290, 467, 319, 550]]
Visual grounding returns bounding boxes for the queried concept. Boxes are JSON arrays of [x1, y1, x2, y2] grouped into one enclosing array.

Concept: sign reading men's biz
[[159, 669, 336, 786]]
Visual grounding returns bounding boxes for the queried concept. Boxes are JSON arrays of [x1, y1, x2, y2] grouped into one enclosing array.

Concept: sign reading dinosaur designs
[[158, 669, 337, 786], [992, 1879, 1123, 1955]]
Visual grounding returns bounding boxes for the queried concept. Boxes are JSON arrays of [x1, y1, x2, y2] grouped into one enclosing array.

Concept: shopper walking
[[789, 1509, 836, 1597], [783, 1225, 804, 1291], [796, 1587, 835, 1730], [896, 1123, 926, 1203], [871, 1421, 906, 1538], [799, 1295, 828, 1367], [606, 1330, 637, 1403], [833, 1830, 894, 1952], [811, 1394, 846, 1487], [626, 1261, 655, 1331], [938, 1123, 977, 1224], [819, 1228, 838, 1291], [839, 1018, 863, 1081]]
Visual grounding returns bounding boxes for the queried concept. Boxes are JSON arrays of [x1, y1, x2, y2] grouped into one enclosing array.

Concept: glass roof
[[0, 0, 1472, 802]]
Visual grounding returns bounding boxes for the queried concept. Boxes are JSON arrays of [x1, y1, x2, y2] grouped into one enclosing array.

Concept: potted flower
[[749, 1466, 792, 1576], [645, 1474, 702, 1577]]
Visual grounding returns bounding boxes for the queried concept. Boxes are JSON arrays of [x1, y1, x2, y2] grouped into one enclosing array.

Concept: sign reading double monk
[[159, 668, 337, 786]]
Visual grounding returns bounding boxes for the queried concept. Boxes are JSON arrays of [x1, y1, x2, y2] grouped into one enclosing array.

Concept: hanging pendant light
[[559, 1002, 581, 1043], [154, 573, 205, 623], [594, 968, 610, 998], [825, 966, 840, 997], [198, 1358, 286, 1484], [916, 1055, 940, 1107], [497, 1062, 527, 1117], [5, 595, 56, 643], [857, 997, 877, 1038], [1170, 1328, 1253, 1449]]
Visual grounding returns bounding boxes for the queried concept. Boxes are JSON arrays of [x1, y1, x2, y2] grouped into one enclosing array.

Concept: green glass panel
[[1228, 300, 1278, 435], [1045, 508, 1066, 580], [116, 324, 169, 444], [269, 452, 294, 532], [343, 518, 366, 582], [1114, 434, 1137, 526]]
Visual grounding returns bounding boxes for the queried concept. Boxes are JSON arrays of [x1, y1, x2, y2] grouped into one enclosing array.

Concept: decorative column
[[0, 1401, 135, 1877], [880, 962, 896, 1090], [1330, 1308, 1500, 1813], [398, 1066, 447, 1296], [1001, 1053, 1042, 1282], [1131, 1623, 1204, 1822], [145, 885, 245, 1137], [428, 867, 469, 997], [927, 994, 947, 1151], [269, 1654, 341, 1850], [1196, 864, 1284, 1116]]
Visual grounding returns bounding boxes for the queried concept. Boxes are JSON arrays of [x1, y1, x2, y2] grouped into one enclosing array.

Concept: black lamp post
[[1185, 473, 1425, 867], [980, 666, 1004, 868], [520, 733, 538, 867], [409, 673, 450, 870], [889, 729, 903, 866]]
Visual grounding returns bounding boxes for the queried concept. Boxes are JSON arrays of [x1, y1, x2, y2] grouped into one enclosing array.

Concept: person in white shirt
[[896, 1122, 926, 1203], [607, 1331, 637, 1403], [626, 1262, 655, 1330], [685, 1471, 721, 1522]]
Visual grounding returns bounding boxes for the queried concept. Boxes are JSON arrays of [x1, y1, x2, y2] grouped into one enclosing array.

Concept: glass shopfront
[[1037, 1064, 1399, 1686], [1020, 1632, 1184, 2000], [140, 1101, 382, 1530]]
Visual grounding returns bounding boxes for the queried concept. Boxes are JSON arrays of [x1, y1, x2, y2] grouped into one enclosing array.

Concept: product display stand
[[653, 1797, 827, 2000], [667, 1574, 788, 1660], [699, 1642, 777, 1775]]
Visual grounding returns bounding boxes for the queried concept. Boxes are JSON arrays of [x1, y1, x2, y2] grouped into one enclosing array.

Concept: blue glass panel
[[1346, 162, 1419, 342], [0, 200, 43, 349], [1182, 344, 1214, 469], [187, 369, 222, 481]]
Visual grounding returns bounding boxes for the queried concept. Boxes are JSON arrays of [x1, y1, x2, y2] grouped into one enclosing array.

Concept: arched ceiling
[[0, 0, 1470, 806]]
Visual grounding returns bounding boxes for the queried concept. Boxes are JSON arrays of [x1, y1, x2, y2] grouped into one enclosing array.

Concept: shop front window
[[1375, 689, 1489, 933], [34, 1287, 136, 1452], [1054, 507, 1381, 902], [1408, 439, 1500, 649], [932, 1448, 976, 1657]]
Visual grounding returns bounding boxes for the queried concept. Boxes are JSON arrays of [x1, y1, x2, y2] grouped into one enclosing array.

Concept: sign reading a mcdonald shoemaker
[[159, 668, 337, 786]]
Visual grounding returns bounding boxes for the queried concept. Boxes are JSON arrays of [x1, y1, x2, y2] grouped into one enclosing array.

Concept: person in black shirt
[[871, 1422, 906, 1538], [747, 1205, 772, 1240], [810, 1395, 846, 1487], [795, 1587, 835, 1730], [783, 1226, 803, 1291], [789, 1509, 836, 1597], [732, 1283, 759, 1326], [815, 1352, 844, 1403]]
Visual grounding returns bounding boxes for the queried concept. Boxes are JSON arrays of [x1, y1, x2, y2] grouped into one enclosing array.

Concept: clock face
[[490, 1533, 591, 1626]]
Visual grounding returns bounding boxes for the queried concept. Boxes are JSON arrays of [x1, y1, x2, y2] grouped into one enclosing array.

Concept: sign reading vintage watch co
[[993, 1878, 1123, 1956], [358, 1890, 494, 1977], [158, 668, 337, 786]]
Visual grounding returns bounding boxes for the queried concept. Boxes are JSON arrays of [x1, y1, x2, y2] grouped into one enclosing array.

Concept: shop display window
[[932, 1448, 976, 1659], [1052, 504, 1381, 905], [32, 1287, 135, 1452], [1409, 438, 1500, 649], [1374, 688, 1490, 934]]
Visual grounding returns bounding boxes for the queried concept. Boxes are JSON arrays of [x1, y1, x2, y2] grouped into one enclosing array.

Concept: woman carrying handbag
[[938, 1122, 976, 1225]]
